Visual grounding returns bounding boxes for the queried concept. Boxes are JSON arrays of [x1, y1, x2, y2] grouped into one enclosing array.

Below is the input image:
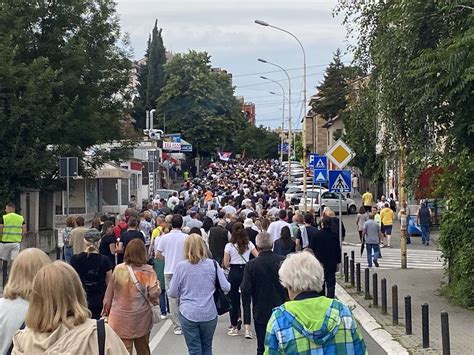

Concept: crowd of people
[[1, 159, 370, 355]]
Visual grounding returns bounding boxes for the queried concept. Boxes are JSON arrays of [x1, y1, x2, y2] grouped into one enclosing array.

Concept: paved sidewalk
[[338, 265, 474, 354]]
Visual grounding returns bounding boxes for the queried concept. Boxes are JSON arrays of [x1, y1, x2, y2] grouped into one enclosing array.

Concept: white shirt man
[[221, 203, 237, 215], [267, 210, 291, 243], [156, 215, 188, 333]]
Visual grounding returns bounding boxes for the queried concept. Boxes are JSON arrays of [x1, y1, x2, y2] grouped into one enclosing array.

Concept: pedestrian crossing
[[342, 245, 444, 270]]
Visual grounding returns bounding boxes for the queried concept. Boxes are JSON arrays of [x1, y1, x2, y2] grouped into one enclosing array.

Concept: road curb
[[336, 283, 409, 355]]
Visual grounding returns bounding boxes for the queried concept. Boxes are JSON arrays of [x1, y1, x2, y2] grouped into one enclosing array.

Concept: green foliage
[[157, 51, 245, 156], [133, 20, 167, 128], [336, 0, 474, 306], [437, 151, 474, 307], [0, 0, 131, 206], [234, 124, 280, 159], [313, 49, 361, 121], [342, 79, 382, 181]]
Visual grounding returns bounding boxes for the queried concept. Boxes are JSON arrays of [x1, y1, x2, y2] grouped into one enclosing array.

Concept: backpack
[[389, 199, 397, 212]]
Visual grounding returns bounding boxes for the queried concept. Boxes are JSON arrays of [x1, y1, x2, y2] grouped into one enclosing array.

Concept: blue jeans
[[64, 246, 73, 263], [366, 243, 380, 267], [420, 224, 430, 244], [160, 289, 168, 315], [179, 313, 217, 355]]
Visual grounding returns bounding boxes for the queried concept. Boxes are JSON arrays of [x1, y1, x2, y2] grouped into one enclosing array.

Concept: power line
[[235, 71, 325, 88], [232, 62, 350, 78]]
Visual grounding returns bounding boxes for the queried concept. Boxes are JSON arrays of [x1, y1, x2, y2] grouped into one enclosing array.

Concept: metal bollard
[[351, 250, 355, 261], [392, 285, 399, 325], [350, 258, 355, 287], [344, 254, 349, 283], [364, 268, 371, 299], [381, 278, 387, 314], [405, 295, 412, 335], [2, 260, 7, 290], [372, 273, 378, 307], [422, 303, 430, 348], [356, 263, 361, 293], [441, 311, 450, 355]]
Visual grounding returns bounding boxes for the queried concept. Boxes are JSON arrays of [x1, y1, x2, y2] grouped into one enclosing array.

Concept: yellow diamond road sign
[[326, 139, 355, 169]]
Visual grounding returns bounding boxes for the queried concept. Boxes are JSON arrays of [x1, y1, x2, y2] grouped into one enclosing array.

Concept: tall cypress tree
[[146, 20, 167, 111], [133, 20, 166, 128]]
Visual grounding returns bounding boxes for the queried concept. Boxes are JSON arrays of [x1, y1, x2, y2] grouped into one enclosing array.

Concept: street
[[144, 312, 386, 354]]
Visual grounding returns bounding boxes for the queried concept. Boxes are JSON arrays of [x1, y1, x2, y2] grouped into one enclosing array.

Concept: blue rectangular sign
[[313, 169, 328, 183], [277, 143, 289, 154], [329, 170, 352, 193]]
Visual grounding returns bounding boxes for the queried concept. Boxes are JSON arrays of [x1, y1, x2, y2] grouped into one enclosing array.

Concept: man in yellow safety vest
[[0, 202, 26, 262]]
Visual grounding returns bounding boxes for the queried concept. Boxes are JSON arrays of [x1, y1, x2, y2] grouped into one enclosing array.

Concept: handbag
[[213, 260, 232, 315], [126, 265, 161, 323], [97, 318, 106, 355]]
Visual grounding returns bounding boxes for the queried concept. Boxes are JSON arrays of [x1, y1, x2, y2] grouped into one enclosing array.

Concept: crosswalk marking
[[342, 245, 444, 270]]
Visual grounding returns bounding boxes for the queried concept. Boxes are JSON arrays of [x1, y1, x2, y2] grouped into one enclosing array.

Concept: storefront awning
[[95, 163, 131, 179], [180, 139, 193, 153]]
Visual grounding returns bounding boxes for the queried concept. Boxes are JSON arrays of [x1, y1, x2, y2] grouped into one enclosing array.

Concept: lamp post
[[255, 19, 308, 210], [258, 59, 292, 182], [262, 77, 286, 162]]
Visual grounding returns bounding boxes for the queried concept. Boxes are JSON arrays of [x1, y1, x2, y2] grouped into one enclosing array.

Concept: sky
[[115, 0, 351, 130]]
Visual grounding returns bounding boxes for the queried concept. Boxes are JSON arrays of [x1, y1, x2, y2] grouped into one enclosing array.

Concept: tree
[[336, 0, 473, 306], [156, 51, 244, 156], [133, 20, 167, 128], [234, 123, 280, 159], [313, 49, 358, 121], [0, 0, 132, 205]]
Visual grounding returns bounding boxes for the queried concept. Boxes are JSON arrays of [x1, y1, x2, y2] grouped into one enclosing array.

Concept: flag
[[218, 151, 232, 161]]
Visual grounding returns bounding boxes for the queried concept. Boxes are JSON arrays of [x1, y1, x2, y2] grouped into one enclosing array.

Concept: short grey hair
[[279, 252, 324, 293], [256, 232, 273, 251]]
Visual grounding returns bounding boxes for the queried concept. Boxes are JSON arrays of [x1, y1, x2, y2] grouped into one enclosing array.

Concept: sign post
[[59, 157, 78, 216], [329, 170, 352, 276], [312, 155, 328, 213]]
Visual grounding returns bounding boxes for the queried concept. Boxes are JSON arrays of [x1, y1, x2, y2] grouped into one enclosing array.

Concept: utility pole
[[400, 144, 407, 269]]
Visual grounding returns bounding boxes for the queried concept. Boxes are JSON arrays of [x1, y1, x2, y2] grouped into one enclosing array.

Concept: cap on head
[[84, 228, 101, 243]]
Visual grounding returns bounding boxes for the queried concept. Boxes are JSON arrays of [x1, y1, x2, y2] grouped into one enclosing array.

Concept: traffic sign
[[313, 169, 327, 183], [326, 139, 354, 169], [278, 143, 289, 154], [329, 170, 352, 193]]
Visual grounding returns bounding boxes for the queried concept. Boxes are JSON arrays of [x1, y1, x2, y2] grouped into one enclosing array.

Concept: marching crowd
[[1, 159, 369, 355]]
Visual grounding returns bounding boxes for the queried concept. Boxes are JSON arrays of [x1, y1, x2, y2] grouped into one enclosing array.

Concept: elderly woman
[[168, 234, 230, 355], [12, 261, 128, 354], [265, 252, 367, 354], [0, 248, 51, 354]]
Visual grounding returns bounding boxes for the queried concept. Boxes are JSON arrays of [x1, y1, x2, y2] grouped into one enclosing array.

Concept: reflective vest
[[2, 213, 24, 242]]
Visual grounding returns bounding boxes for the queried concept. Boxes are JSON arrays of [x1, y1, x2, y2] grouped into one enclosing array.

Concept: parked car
[[293, 189, 357, 214]]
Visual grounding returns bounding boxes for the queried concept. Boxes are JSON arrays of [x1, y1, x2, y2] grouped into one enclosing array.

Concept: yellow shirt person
[[380, 207, 394, 226], [362, 190, 373, 207]]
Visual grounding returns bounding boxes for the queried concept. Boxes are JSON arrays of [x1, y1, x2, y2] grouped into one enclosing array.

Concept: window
[[120, 179, 129, 205], [102, 179, 118, 206]]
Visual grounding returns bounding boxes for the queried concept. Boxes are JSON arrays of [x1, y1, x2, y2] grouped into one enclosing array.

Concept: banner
[[218, 151, 232, 161]]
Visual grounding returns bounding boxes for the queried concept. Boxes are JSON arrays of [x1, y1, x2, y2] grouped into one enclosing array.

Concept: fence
[[342, 253, 451, 354]]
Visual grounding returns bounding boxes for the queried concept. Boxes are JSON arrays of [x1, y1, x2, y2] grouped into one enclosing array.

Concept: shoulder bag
[[126, 265, 161, 323], [97, 318, 106, 355], [213, 260, 232, 315], [232, 244, 248, 264]]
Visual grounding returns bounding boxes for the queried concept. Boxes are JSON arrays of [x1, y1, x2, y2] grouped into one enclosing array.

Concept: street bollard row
[[342, 262, 451, 353]]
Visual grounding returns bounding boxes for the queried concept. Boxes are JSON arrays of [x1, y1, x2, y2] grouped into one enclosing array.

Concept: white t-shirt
[[224, 242, 255, 265], [267, 220, 291, 243], [221, 205, 237, 215], [0, 297, 28, 355], [156, 229, 189, 275]]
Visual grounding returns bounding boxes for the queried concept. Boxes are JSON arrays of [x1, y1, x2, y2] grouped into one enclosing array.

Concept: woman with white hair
[[265, 252, 367, 354], [0, 248, 51, 355], [70, 228, 112, 319]]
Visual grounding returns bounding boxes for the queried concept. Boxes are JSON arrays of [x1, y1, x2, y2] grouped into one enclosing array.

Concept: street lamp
[[258, 59, 292, 182], [261, 77, 286, 163], [255, 19, 308, 211]]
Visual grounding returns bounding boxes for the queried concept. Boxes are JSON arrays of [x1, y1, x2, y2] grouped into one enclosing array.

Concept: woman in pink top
[[103, 239, 160, 355]]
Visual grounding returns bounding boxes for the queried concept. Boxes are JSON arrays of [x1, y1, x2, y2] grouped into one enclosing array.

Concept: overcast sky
[[115, 0, 351, 130]]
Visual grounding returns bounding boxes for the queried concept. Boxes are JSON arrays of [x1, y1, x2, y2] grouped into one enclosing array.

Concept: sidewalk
[[337, 260, 474, 354]]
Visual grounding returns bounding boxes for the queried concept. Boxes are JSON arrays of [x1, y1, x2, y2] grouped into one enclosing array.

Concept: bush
[[437, 150, 474, 308]]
